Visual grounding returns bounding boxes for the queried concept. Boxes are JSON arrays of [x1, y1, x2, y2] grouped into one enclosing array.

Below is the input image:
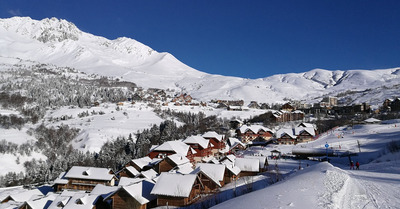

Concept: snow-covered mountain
[[1, 17, 399, 105]]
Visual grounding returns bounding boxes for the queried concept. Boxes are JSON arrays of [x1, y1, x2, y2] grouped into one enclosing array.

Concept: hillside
[[210, 121, 400, 209], [0, 17, 399, 105]]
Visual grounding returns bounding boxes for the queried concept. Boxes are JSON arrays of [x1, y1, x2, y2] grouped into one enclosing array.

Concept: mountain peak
[[0, 16, 81, 43]]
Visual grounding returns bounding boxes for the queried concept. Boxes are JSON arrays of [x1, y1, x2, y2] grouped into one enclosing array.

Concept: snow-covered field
[[211, 121, 400, 209]]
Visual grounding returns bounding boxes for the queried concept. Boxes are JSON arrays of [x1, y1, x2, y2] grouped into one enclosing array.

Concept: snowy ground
[[211, 121, 400, 209]]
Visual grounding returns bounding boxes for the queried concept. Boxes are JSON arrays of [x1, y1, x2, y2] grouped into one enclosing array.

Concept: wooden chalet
[[125, 156, 153, 172], [202, 131, 226, 156], [271, 110, 305, 123], [294, 127, 316, 143], [236, 125, 273, 143], [234, 158, 260, 177], [276, 127, 316, 144], [191, 163, 225, 193], [183, 136, 213, 163], [275, 129, 297, 145], [172, 93, 192, 103], [227, 138, 246, 154], [150, 173, 202, 207], [154, 153, 191, 174], [219, 157, 241, 184], [298, 122, 318, 134], [281, 103, 295, 111], [63, 166, 116, 191], [148, 141, 195, 163], [106, 179, 156, 209], [118, 166, 140, 178], [52, 172, 68, 192]]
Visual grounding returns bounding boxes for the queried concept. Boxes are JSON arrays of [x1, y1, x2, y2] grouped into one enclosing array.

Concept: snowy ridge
[[0, 17, 400, 105]]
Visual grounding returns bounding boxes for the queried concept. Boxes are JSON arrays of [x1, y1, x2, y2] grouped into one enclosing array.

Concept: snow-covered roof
[[294, 127, 316, 136], [202, 131, 224, 142], [167, 153, 190, 166], [151, 173, 197, 197], [220, 154, 236, 163], [169, 162, 194, 175], [22, 193, 58, 209], [183, 135, 210, 149], [364, 118, 381, 123], [238, 125, 272, 134], [90, 184, 118, 198], [151, 140, 195, 155], [111, 179, 156, 205], [63, 193, 99, 209], [64, 166, 114, 181], [191, 163, 225, 187], [228, 138, 245, 149], [53, 172, 68, 185], [244, 155, 268, 169], [235, 158, 260, 172], [275, 128, 296, 139], [4, 188, 44, 202], [298, 122, 315, 128], [139, 169, 158, 181], [221, 161, 241, 176], [47, 190, 86, 209], [131, 156, 152, 170], [118, 177, 143, 186], [125, 166, 140, 177]]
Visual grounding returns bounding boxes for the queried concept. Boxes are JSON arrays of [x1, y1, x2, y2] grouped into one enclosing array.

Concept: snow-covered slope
[[0, 17, 399, 105]]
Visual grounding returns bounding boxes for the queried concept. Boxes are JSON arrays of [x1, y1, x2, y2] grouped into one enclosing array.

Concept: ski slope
[[211, 121, 400, 209]]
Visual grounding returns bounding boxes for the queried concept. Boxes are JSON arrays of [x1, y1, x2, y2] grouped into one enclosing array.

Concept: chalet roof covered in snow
[[125, 166, 140, 177], [22, 193, 58, 209], [191, 163, 225, 187], [63, 193, 99, 209], [275, 128, 296, 139], [169, 162, 194, 175], [118, 177, 143, 186], [139, 169, 158, 181], [228, 138, 245, 149], [298, 122, 316, 129], [244, 155, 268, 169], [167, 153, 190, 166], [53, 172, 68, 185], [294, 127, 316, 136], [64, 166, 114, 181], [151, 173, 197, 197], [47, 190, 86, 209], [183, 135, 210, 149], [235, 158, 260, 172], [2, 188, 44, 202], [221, 161, 241, 176], [131, 156, 152, 170], [107, 179, 156, 205], [202, 131, 224, 141], [90, 184, 118, 198], [151, 140, 196, 155], [238, 125, 272, 134]]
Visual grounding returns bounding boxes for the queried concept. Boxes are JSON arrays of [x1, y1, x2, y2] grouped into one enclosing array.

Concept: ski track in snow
[[346, 169, 400, 208]]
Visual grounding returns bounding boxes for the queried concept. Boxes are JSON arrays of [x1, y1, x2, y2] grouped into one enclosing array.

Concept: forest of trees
[[0, 108, 229, 187]]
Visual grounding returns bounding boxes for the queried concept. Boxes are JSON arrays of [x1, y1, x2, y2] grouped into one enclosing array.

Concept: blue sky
[[1, 0, 400, 79]]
